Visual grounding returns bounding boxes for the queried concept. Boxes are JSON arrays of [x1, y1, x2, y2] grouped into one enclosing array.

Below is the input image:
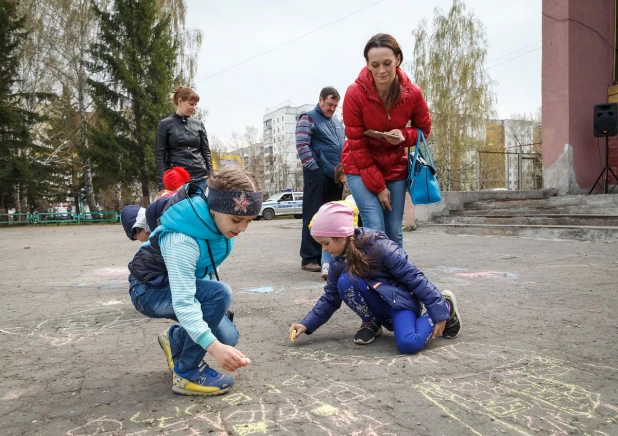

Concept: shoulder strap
[[408, 130, 424, 180], [416, 129, 435, 167]]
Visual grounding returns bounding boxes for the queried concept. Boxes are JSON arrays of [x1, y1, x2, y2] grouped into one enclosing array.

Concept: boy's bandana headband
[[208, 188, 262, 216]]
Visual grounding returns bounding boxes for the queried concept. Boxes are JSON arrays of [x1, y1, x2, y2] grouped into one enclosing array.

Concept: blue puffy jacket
[[128, 183, 233, 287], [301, 228, 449, 333]]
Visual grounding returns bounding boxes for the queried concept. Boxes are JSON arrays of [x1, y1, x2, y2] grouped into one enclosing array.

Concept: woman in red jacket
[[342, 33, 431, 247]]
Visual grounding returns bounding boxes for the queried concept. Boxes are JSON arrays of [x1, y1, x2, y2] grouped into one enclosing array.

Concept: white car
[[257, 191, 303, 220]]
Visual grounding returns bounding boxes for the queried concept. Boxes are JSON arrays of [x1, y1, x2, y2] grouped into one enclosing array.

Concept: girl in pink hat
[[289, 201, 462, 352]]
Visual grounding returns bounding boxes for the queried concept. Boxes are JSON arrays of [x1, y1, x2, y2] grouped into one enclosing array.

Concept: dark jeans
[[301, 168, 343, 265], [337, 272, 435, 354], [193, 178, 207, 191], [129, 275, 238, 373]]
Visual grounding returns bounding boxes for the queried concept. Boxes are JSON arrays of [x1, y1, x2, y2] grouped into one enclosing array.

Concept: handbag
[[407, 129, 442, 205]]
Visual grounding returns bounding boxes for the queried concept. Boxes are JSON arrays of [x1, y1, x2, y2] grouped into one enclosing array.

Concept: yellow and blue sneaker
[[157, 327, 175, 372], [172, 362, 234, 396]]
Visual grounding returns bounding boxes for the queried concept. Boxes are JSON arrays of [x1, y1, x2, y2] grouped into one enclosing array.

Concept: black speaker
[[594, 103, 618, 137]]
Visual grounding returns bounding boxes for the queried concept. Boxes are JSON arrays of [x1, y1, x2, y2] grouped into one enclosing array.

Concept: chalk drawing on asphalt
[[285, 342, 618, 435], [0, 305, 145, 346], [66, 377, 396, 436]]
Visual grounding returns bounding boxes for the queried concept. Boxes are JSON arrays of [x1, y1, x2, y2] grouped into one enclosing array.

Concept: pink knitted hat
[[310, 202, 355, 238]]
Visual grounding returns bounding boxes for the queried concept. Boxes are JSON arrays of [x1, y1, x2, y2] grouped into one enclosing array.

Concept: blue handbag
[[407, 129, 442, 205]]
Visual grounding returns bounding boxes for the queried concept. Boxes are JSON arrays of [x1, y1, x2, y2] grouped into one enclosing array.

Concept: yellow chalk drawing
[[413, 351, 618, 435], [223, 393, 252, 406], [285, 342, 618, 435], [266, 384, 281, 394], [233, 421, 268, 436], [282, 374, 306, 389], [312, 404, 339, 416], [67, 342, 618, 436]]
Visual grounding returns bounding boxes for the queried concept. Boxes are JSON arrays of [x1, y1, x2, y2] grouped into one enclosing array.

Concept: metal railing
[[477, 151, 542, 191], [0, 213, 32, 225], [0, 211, 119, 226]]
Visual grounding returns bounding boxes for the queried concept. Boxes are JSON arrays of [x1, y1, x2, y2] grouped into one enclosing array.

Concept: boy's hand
[[207, 340, 251, 372], [431, 320, 446, 339], [288, 323, 307, 342]]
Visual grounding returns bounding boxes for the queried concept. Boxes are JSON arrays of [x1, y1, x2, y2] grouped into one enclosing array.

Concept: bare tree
[[228, 126, 265, 187], [506, 111, 542, 190], [270, 137, 293, 193], [155, 0, 202, 82], [408, 0, 496, 191]]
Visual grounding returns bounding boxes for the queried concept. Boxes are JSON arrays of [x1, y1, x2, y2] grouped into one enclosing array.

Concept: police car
[[257, 191, 303, 220]]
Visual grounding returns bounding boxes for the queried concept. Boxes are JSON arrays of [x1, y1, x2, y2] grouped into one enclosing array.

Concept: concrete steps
[[418, 193, 618, 242], [421, 223, 618, 242], [436, 214, 618, 227]]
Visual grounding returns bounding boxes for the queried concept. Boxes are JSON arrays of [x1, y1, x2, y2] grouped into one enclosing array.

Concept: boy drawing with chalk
[[127, 167, 261, 396]]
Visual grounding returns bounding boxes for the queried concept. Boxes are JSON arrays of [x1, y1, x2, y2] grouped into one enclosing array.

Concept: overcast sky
[[185, 0, 541, 144]]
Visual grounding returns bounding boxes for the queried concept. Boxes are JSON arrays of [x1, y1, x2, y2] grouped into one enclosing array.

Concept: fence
[[478, 150, 542, 191], [0, 211, 119, 226]]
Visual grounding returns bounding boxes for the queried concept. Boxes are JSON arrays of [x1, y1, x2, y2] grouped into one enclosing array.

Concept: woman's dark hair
[[207, 167, 261, 193], [342, 232, 375, 277], [170, 86, 200, 106], [363, 33, 402, 110]]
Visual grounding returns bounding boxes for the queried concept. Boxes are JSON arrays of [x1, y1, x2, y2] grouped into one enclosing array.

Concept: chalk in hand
[[290, 329, 297, 342], [240, 357, 251, 365]]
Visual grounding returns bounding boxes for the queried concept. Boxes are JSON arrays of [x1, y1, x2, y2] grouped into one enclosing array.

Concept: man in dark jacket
[[295, 87, 345, 272]]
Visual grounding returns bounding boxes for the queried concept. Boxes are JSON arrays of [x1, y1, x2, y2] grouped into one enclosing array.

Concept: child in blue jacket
[[289, 202, 462, 352], [128, 167, 262, 396]]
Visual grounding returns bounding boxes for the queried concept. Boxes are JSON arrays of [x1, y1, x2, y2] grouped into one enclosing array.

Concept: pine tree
[[88, 0, 177, 206], [0, 0, 55, 213]]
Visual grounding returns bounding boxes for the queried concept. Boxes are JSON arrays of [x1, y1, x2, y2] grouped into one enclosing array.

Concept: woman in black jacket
[[155, 86, 213, 194]]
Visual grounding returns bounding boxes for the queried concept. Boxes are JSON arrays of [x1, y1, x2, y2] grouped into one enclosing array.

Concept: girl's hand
[[384, 129, 404, 145], [288, 323, 307, 342], [206, 340, 251, 372], [431, 320, 446, 339], [377, 188, 392, 211]]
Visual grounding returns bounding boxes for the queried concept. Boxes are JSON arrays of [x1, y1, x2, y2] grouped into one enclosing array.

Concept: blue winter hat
[[120, 205, 141, 240]]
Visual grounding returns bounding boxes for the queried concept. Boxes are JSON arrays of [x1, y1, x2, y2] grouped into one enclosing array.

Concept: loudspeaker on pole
[[593, 103, 618, 137]]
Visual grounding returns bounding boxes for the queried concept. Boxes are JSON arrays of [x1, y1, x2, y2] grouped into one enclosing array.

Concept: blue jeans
[[346, 175, 407, 247], [337, 273, 434, 354], [129, 275, 238, 373]]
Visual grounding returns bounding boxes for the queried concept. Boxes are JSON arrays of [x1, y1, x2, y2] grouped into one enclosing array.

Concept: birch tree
[[408, 0, 496, 191]]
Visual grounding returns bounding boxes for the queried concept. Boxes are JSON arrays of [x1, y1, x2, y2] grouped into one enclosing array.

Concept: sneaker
[[172, 362, 235, 396], [158, 327, 176, 372], [321, 263, 329, 280], [226, 310, 234, 323], [354, 320, 383, 345], [301, 263, 321, 272], [442, 290, 462, 339]]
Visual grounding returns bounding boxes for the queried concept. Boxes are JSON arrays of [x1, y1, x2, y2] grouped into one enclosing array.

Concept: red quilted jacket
[[341, 66, 431, 194]]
